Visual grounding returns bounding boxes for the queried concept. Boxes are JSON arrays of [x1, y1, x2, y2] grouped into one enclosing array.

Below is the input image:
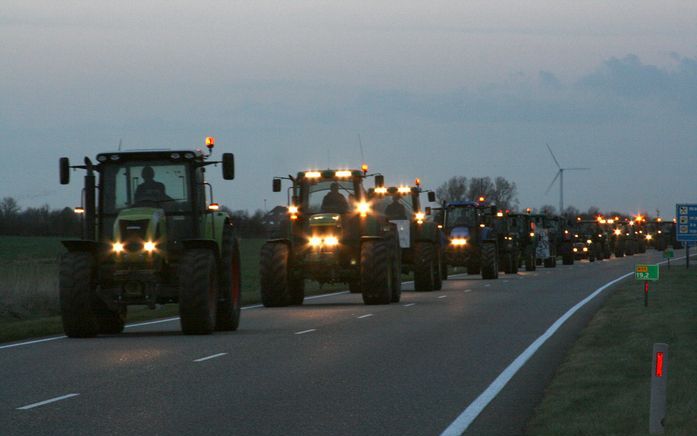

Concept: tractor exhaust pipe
[[84, 157, 96, 241]]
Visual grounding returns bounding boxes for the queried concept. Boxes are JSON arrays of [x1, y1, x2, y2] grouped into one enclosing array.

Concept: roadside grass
[[526, 264, 697, 436], [0, 236, 376, 343]]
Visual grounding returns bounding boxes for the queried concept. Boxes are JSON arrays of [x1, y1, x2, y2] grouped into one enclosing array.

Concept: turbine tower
[[545, 144, 590, 214]]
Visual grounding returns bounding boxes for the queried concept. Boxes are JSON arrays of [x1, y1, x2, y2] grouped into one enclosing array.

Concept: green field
[[0, 236, 350, 343], [527, 263, 697, 435]]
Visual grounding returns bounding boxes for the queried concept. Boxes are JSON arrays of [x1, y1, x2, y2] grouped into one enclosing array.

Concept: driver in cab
[[321, 182, 349, 214], [135, 166, 172, 204]]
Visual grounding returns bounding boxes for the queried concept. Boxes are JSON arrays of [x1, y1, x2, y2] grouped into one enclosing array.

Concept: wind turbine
[[544, 144, 589, 214]]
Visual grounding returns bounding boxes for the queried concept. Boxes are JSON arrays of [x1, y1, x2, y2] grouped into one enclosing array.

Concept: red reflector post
[[655, 352, 664, 377]]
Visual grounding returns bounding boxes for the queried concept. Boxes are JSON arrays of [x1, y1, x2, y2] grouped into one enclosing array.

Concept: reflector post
[[650, 343, 668, 434]]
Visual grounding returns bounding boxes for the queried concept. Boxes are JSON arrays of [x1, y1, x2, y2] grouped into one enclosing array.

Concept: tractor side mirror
[[272, 178, 282, 192], [375, 175, 384, 188], [427, 191, 436, 202], [425, 207, 432, 216], [59, 157, 70, 185], [222, 153, 235, 180]]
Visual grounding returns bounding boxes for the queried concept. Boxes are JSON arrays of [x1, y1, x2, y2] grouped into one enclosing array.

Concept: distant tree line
[[435, 176, 519, 211]]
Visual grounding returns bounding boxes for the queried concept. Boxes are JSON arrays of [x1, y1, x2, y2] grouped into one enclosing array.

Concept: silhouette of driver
[[321, 182, 349, 213], [385, 195, 407, 220], [135, 166, 171, 204]]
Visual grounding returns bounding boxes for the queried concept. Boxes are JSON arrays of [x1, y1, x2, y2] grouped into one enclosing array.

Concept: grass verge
[[526, 264, 697, 435]]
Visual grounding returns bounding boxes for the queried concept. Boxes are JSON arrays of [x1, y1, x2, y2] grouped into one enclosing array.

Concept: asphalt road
[[0, 250, 667, 436]]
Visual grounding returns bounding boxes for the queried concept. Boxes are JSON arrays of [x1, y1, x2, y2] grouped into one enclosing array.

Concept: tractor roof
[[96, 149, 205, 163]]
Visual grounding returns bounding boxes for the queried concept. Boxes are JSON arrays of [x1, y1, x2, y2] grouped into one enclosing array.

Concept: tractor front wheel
[[259, 242, 294, 307], [481, 242, 499, 280], [413, 242, 435, 292], [179, 249, 218, 335], [59, 252, 99, 338], [216, 226, 242, 331], [361, 240, 392, 305]]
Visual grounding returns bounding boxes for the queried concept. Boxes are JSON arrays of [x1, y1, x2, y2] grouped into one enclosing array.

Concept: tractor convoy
[[57, 139, 675, 337]]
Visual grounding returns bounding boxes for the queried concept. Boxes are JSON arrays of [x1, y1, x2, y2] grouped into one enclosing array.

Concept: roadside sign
[[663, 249, 674, 259], [635, 264, 660, 281], [675, 203, 697, 242]]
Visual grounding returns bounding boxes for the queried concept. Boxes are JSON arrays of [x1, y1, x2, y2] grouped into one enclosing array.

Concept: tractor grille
[[119, 219, 149, 252]]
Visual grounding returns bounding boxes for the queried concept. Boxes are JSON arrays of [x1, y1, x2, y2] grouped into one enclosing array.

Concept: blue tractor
[[440, 198, 499, 279]]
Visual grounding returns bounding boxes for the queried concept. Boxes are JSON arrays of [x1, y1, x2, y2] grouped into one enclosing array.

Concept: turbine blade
[[564, 167, 590, 171], [545, 171, 561, 194], [546, 143, 561, 169]]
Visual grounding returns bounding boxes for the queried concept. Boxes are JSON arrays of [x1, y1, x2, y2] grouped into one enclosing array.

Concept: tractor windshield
[[102, 162, 190, 214], [306, 180, 356, 214], [374, 194, 413, 220], [446, 206, 476, 228]]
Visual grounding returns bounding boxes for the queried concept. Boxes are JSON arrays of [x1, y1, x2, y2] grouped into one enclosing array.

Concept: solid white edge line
[[439, 254, 689, 436], [403, 303, 416, 307], [437, 295, 447, 299], [193, 352, 227, 362], [17, 393, 79, 410], [295, 329, 316, 335], [0, 336, 66, 350]]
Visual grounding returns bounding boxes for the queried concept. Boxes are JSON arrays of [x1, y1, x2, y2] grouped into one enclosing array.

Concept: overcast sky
[[1, 1, 696, 218]]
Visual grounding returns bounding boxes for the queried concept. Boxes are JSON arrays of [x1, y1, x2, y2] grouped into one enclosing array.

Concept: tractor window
[[446, 207, 476, 228], [102, 162, 190, 214], [306, 180, 356, 214], [374, 194, 413, 220]]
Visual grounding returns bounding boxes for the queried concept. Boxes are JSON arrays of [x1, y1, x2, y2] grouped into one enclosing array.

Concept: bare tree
[[466, 177, 494, 201], [540, 204, 557, 216], [436, 176, 468, 203], [491, 177, 518, 211], [0, 197, 19, 218]]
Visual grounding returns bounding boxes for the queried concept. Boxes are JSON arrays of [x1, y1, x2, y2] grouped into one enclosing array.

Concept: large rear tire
[[259, 242, 296, 307], [179, 249, 218, 335], [481, 242, 499, 280], [525, 248, 537, 271], [413, 242, 435, 292], [59, 252, 99, 338], [361, 240, 391, 305], [391, 241, 402, 303], [216, 225, 242, 331], [433, 246, 443, 291], [95, 302, 125, 335]]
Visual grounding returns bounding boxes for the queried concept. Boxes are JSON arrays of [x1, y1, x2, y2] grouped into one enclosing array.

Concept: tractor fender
[[61, 240, 105, 253], [266, 238, 291, 246], [181, 239, 221, 259]]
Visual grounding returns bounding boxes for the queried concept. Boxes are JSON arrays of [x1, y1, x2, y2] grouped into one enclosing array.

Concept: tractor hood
[[308, 213, 341, 227], [449, 226, 471, 239]]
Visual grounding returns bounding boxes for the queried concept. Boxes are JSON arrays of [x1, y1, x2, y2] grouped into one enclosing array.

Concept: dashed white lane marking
[[437, 295, 447, 299], [464, 289, 472, 293], [357, 314, 373, 319], [402, 303, 416, 307], [17, 393, 80, 410], [484, 284, 491, 287], [295, 329, 316, 335], [193, 352, 227, 363]]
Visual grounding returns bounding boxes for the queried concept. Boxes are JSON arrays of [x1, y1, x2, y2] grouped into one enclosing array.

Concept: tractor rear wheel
[[259, 242, 293, 307], [361, 240, 392, 305], [525, 248, 536, 271], [481, 242, 499, 280], [59, 252, 99, 338], [179, 249, 218, 335], [216, 225, 242, 331], [413, 242, 435, 292], [510, 252, 519, 274], [433, 246, 443, 291], [390, 240, 402, 303]]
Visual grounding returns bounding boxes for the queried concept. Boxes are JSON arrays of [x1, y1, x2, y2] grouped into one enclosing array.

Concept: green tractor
[[371, 182, 442, 292], [58, 139, 241, 337], [504, 212, 537, 271], [260, 167, 401, 306]]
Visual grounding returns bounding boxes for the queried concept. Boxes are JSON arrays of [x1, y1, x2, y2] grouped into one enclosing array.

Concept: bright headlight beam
[[335, 170, 352, 178], [144, 241, 156, 252], [113, 242, 124, 253]]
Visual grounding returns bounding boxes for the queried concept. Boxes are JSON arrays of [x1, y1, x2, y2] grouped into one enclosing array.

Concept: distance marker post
[[635, 264, 659, 307]]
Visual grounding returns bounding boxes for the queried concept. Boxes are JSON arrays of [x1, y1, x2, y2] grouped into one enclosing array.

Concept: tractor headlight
[[113, 242, 124, 253], [586, 239, 592, 244], [451, 238, 467, 246], [324, 236, 339, 246], [529, 232, 535, 237], [144, 241, 156, 253], [646, 234, 652, 240], [415, 212, 425, 224], [614, 229, 622, 236], [582, 247, 588, 252], [573, 247, 578, 252], [310, 236, 322, 247], [356, 201, 370, 217]]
